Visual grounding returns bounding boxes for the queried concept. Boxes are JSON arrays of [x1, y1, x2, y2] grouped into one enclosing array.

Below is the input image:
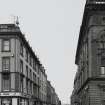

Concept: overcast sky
[[0, 0, 86, 104]]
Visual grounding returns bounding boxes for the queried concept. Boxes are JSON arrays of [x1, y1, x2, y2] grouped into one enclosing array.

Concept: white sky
[[0, 0, 86, 104]]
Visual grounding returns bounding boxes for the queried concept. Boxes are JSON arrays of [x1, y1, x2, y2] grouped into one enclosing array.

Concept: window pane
[[26, 50, 28, 62], [26, 80, 28, 94], [3, 40, 10, 51], [2, 57, 10, 71], [5, 41, 9, 45], [20, 60, 23, 73], [26, 66, 28, 77], [101, 58, 105, 66], [100, 67, 105, 74], [104, 43, 105, 49], [28, 81, 30, 93], [20, 78, 23, 92], [29, 55, 32, 66], [99, 40, 105, 49], [30, 69, 32, 79], [2, 74, 10, 91], [20, 43, 23, 56]]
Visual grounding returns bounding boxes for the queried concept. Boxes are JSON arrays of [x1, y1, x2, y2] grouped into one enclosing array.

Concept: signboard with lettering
[[0, 92, 31, 98], [0, 92, 21, 96]]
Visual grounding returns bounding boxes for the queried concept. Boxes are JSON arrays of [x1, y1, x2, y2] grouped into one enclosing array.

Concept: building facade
[[0, 21, 61, 105], [0, 23, 44, 105], [71, 0, 105, 105], [47, 81, 61, 105], [39, 66, 47, 105]]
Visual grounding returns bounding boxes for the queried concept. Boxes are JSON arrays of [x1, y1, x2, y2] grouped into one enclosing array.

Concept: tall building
[[0, 22, 47, 105], [71, 0, 105, 105], [0, 17, 61, 105]]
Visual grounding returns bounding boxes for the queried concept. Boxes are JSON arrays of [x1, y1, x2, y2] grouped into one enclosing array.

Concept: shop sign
[[0, 92, 21, 96], [0, 92, 32, 98]]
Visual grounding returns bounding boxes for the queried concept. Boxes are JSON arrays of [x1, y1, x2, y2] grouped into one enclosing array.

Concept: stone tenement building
[[71, 0, 105, 105], [0, 22, 60, 105], [47, 81, 61, 105]]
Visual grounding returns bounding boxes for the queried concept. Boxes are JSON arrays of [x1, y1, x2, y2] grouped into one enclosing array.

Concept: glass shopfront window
[[1, 98, 12, 105]]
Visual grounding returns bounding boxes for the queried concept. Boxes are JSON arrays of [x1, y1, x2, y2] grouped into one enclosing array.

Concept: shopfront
[[0, 97, 30, 105], [0, 92, 31, 105], [1, 98, 12, 105]]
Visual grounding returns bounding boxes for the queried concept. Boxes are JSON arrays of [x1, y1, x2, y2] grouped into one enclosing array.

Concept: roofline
[[0, 24, 42, 66], [75, 5, 89, 64]]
